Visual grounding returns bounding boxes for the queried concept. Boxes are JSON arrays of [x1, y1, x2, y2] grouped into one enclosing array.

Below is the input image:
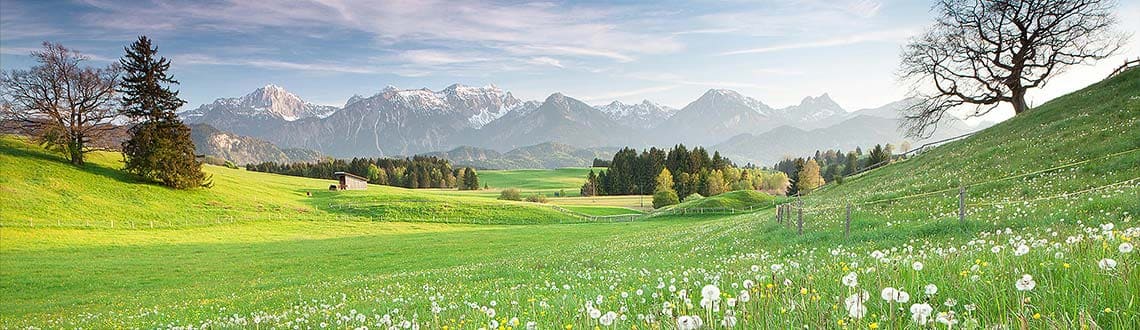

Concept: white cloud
[[527, 57, 564, 69]]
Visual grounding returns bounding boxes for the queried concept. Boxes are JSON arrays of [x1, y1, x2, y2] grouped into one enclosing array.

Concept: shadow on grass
[[1, 139, 160, 187]]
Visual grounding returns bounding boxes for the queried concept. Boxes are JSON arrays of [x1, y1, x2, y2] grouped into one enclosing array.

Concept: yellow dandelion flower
[[800, 288, 808, 295], [1063, 263, 1071, 268], [1104, 308, 1112, 313], [1032, 313, 1041, 319], [837, 319, 846, 326], [869, 322, 879, 329]]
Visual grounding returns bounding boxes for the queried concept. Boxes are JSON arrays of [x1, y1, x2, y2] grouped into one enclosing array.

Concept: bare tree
[[899, 0, 1126, 137], [1, 42, 122, 165]]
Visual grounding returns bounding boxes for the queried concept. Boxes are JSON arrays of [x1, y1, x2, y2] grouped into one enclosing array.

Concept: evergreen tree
[[462, 167, 479, 190], [118, 36, 207, 189], [844, 151, 859, 176]]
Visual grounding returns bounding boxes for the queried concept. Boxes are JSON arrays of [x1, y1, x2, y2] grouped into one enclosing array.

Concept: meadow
[[0, 70, 1138, 328]]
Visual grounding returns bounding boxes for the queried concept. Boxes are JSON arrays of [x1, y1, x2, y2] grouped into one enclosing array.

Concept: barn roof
[[333, 171, 368, 181]]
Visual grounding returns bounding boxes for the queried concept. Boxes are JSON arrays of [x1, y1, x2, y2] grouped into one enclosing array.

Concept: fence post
[[845, 203, 851, 238], [777, 205, 783, 223], [958, 186, 966, 223], [797, 204, 803, 235]]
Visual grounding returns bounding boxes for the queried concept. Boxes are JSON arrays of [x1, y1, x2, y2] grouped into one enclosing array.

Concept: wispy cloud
[[720, 29, 917, 55], [527, 57, 565, 69], [174, 54, 382, 74]]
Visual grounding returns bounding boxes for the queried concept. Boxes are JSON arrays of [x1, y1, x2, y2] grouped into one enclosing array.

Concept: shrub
[[682, 193, 704, 203], [525, 193, 548, 203], [498, 188, 522, 201], [653, 189, 680, 209], [223, 161, 238, 169]]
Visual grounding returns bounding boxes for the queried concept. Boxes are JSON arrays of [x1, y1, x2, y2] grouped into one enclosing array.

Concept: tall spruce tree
[[119, 36, 208, 189]]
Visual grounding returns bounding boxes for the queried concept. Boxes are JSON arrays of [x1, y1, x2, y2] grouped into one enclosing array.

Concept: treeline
[[581, 145, 789, 199], [247, 156, 480, 189], [774, 143, 901, 195]]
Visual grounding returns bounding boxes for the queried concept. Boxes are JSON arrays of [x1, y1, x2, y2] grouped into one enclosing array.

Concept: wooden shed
[[333, 172, 368, 190]]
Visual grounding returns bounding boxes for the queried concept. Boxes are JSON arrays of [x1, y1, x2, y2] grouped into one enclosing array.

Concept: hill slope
[[0, 136, 577, 226]]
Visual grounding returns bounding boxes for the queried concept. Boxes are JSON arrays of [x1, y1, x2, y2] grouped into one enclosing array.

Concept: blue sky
[[2, 0, 1137, 119]]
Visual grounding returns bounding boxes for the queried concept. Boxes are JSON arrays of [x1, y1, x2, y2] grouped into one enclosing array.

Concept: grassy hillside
[[1, 70, 1138, 328], [0, 137, 578, 226], [672, 190, 778, 210]]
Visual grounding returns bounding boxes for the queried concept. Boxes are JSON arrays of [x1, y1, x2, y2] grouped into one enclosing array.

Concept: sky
[[2, 0, 1138, 121]]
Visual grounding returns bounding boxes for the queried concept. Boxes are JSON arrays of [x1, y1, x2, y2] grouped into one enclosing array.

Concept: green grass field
[[1, 70, 1138, 328]]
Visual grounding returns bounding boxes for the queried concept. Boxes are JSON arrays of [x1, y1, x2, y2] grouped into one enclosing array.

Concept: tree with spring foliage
[[118, 36, 208, 189], [796, 159, 825, 194]]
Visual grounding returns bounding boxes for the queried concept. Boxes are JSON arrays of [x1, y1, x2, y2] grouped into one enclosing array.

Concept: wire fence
[[771, 146, 1140, 238]]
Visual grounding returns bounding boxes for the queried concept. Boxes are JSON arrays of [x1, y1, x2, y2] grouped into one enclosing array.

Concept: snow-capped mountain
[[180, 85, 338, 137], [465, 93, 635, 151], [651, 89, 776, 145], [595, 100, 678, 129], [181, 84, 337, 122], [771, 93, 847, 128], [369, 83, 523, 129]]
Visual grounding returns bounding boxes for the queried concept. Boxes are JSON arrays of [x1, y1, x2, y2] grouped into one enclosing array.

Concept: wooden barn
[[333, 172, 368, 190]]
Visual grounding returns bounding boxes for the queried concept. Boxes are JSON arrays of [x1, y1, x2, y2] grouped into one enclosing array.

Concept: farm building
[[333, 172, 368, 190]]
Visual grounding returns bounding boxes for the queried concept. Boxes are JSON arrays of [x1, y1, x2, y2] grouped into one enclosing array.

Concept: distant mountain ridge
[[180, 83, 987, 165], [188, 124, 322, 165]]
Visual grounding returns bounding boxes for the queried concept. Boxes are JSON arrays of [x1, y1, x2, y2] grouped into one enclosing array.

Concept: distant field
[[559, 205, 643, 216], [477, 167, 602, 196], [547, 194, 653, 211]]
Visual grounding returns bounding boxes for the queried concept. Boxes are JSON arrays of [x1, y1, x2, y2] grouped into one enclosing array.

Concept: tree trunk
[[69, 136, 84, 166], [1011, 88, 1028, 114]]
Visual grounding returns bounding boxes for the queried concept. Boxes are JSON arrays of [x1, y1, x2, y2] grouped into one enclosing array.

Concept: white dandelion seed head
[[1098, 258, 1118, 270], [1015, 274, 1036, 291], [924, 284, 938, 295], [842, 272, 859, 287]]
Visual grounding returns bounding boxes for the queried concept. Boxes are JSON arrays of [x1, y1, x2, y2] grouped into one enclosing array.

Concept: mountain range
[[180, 84, 989, 167]]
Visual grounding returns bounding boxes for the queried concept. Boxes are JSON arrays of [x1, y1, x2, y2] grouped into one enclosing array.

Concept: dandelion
[[588, 308, 601, 319], [910, 303, 933, 325], [1015, 274, 1036, 291], [924, 284, 938, 295], [1120, 242, 1134, 254], [1098, 258, 1117, 270], [845, 290, 870, 319], [738, 290, 750, 303], [1015, 244, 1030, 256], [880, 287, 898, 301], [912, 261, 924, 271], [751, 265, 760, 272], [842, 272, 858, 287], [701, 284, 721, 302], [935, 311, 958, 327], [599, 312, 617, 326]]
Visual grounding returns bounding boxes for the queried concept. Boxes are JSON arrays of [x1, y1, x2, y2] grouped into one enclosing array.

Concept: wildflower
[[910, 303, 933, 325], [526, 322, 538, 330], [738, 290, 751, 303], [845, 290, 870, 319], [751, 265, 760, 272], [842, 272, 858, 287], [924, 284, 938, 295], [1120, 242, 1134, 254], [880, 287, 898, 301], [599, 312, 617, 326], [868, 322, 879, 329], [588, 308, 601, 319], [1098, 258, 1117, 270], [1010, 244, 1029, 256], [701, 284, 721, 302], [912, 261, 924, 271], [1015, 274, 1036, 291], [935, 311, 958, 327]]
